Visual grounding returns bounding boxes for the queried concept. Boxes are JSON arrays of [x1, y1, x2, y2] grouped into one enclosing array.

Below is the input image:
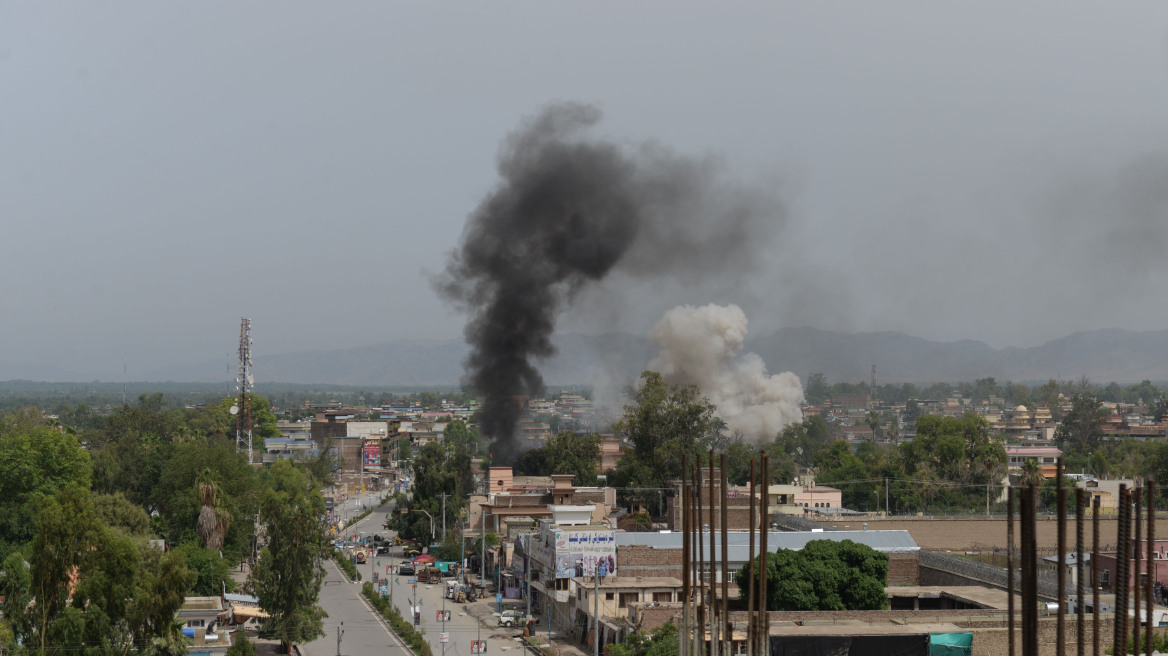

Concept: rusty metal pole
[[1116, 485, 1129, 656], [687, 464, 695, 656], [1057, 459, 1066, 656], [1146, 482, 1155, 656], [1021, 484, 1038, 656], [1093, 494, 1100, 656], [1077, 488, 1085, 656], [720, 454, 730, 656], [691, 462, 700, 653], [682, 455, 690, 656], [1134, 489, 1142, 655], [708, 450, 718, 656], [1007, 486, 1016, 656], [748, 460, 756, 656], [759, 452, 769, 656]]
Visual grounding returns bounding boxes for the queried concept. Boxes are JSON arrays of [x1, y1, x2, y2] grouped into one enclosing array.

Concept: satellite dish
[[247, 375, 254, 385], [230, 405, 239, 415]]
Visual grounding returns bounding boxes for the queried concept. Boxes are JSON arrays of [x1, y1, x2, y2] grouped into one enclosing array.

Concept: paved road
[[301, 501, 411, 656], [317, 493, 585, 656]]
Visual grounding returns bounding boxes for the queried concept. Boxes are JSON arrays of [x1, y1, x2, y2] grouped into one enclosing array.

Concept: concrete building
[[517, 511, 618, 633], [1095, 537, 1168, 593], [1006, 446, 1062, 479], [178, 596, 233, 655]]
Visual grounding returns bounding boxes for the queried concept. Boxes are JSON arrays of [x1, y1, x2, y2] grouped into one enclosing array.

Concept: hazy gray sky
[[4, 3, 1168, 379]]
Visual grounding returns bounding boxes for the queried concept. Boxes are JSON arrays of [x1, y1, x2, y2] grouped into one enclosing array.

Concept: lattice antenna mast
[[235, 318, 254, 464]]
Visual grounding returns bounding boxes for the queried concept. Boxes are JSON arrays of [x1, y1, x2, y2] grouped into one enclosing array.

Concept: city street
[[299, 559, 412, 656], [300, 496, 410, 656], [313, 494, 588, 656]]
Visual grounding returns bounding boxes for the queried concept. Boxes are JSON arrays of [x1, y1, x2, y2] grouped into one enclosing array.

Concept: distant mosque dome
[[1015, 404, 1029, 413]]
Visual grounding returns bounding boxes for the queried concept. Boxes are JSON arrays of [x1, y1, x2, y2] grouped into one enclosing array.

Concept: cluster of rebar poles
[[1008, 459, 1156, 656], [679, 451, 772, 656]]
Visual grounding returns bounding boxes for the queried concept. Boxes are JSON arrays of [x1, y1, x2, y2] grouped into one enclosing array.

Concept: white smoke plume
[[647, 303, 804, 442]]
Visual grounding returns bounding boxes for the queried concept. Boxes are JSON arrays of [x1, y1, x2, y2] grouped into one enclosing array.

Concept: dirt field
[[802, 515, 1145, 553]]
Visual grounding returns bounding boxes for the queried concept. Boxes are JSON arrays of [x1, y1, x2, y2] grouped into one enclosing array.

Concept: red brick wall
[[668, 497, 757, 530], [618, 545, 683, 579], [619, 546, 917, 587], [887, 553, 919, 586]]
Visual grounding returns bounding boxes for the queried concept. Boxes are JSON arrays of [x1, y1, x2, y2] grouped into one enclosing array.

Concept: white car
[[498, 610, 525, 627]]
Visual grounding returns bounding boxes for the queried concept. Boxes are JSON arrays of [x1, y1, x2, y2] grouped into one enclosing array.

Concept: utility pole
[[593, 565, 601, 656], [885, 478, 890, 517], [440, 493, 450, 542]]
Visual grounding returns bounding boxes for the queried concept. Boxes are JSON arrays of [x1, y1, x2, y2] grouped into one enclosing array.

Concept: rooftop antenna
[[871, 364, 876, 391], [234, 318, 254, 464]]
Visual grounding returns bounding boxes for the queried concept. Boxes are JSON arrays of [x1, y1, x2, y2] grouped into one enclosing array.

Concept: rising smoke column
[[437, 103, 783, 463], [648, 303, 803, 442]]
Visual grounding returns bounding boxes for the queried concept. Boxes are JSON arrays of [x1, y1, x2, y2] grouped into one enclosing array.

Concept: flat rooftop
[[887, 585, 1016, 610], [571, 576, 682, 589], [768, 622, 965, 637]]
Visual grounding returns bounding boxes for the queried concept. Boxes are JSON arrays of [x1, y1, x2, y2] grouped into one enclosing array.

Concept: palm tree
[[865, 411, 881, 444], [196, 469, 231, 551], [1019, 459, 1044, 487]]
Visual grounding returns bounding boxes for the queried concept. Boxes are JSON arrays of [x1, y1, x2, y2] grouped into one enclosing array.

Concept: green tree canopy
[[247, 459, 329, 651], [610, 372, 722, 515], [0, 420, 92, 551], [736, 539, 888, 611], [516, 431, 601, 484], [607, 621, 678, 656], [1055, 395, 1109, 456]]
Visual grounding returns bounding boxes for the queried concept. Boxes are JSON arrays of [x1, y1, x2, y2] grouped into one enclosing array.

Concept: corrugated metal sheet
[[616, 530, 919, 554]]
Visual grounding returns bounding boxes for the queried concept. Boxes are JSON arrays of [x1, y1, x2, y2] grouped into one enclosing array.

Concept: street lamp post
[[404, 509, 435, 546]]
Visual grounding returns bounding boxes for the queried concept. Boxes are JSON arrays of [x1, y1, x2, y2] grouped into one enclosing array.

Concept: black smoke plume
[[436, 102, 783, 463]]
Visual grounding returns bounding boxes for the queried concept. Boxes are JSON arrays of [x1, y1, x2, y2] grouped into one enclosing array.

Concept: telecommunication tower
[[234, 318, 254, 464]]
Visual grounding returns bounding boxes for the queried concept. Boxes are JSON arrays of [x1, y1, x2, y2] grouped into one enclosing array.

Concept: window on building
[[605, 592, 614, 601], [554, 578, 569, 591], [1102, 570, 1111, 586], [619, 592, 639, 608], [1141, 574, 1149, 587], [653, 592, 672, 603]]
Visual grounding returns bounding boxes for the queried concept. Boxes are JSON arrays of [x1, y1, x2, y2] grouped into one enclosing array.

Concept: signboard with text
[[553, 530, 616, 578], [363, 439, 381, 467]]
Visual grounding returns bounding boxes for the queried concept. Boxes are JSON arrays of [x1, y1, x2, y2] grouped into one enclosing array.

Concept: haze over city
[[4, 3, 1168, 380]]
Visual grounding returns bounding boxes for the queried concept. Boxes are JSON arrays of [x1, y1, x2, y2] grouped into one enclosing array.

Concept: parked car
[[398, 562, 416, 576], [498, 610, 525, 627]]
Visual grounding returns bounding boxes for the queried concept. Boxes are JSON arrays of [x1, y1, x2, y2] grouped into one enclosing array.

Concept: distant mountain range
[[124, 327, 1168, 387]]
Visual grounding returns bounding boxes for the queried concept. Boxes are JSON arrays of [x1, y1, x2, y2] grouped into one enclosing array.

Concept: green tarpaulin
[[929, 632, 972, 656]]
